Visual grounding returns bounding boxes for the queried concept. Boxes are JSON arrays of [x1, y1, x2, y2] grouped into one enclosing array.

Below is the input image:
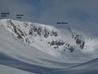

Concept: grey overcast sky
[[0, 0, 98, 36]]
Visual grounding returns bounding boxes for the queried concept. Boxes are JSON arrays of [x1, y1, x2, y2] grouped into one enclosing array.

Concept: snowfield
[[0, 19, 98, 74], [0, 65, 34, 74]]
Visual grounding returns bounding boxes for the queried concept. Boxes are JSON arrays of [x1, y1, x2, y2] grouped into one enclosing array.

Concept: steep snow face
[[0, 19, 98, 63]]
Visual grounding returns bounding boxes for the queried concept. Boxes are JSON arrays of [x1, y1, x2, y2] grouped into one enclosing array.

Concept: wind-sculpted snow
[[0, 19, 98, 74]]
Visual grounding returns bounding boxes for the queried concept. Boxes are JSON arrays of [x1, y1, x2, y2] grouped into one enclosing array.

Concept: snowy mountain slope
[[0, 19, 98, 74], [0, 24, 73, 68], [0, 19, 98, 64]]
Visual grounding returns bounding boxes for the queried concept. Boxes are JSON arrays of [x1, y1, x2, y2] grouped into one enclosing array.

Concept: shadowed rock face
[[74, 35, 85, 49], [7, 20, 25, 39], [68, 28, 85, 49]]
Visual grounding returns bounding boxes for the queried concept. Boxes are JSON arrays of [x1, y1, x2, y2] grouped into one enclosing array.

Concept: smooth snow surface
[[0, 65, 34, 74]]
